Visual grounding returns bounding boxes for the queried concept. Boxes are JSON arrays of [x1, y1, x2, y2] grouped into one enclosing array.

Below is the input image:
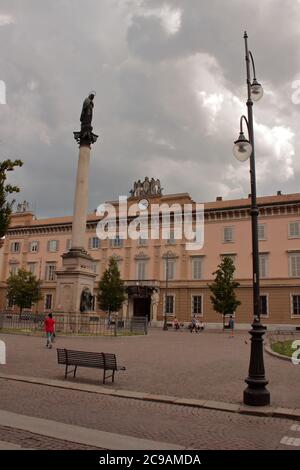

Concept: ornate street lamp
[[163, 252, 170, 331], [233, 32, 270, 406]]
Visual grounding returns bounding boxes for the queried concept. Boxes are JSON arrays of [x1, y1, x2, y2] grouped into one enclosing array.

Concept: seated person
[[173, 317, 180, 330], [190, 315, 197, 332]]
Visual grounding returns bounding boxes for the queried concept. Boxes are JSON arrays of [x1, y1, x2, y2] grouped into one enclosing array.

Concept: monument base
[[55, 248, 96, 314]]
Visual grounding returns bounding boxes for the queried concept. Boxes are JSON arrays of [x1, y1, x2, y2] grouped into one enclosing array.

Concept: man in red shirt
[[44, 313, 55, 349]]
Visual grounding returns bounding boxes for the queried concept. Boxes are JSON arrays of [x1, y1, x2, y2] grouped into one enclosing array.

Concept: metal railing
[[0, 312, 148, 336]]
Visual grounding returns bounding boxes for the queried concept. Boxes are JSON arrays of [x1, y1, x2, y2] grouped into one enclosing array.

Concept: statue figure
[[150, 178, 156, 195], [136, 180, 142, 197], [80, 287, 93, 313], [155, 178, 161, 195], [80, 93, 95, 130], [143, 177, 150, 195]]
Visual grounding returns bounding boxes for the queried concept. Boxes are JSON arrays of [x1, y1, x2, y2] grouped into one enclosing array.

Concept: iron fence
[[0, 312, 148, 336]]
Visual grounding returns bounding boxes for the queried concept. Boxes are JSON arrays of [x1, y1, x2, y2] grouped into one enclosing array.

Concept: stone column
[[54, 102, 98, 316], [71, 145, 91, 250]]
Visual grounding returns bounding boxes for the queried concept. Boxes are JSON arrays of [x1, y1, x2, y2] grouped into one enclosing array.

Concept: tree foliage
[[0, 159, 23, 239], [209, 257, 241, 326], [6, 269, 42, 315], [97, 257, 126, 315]]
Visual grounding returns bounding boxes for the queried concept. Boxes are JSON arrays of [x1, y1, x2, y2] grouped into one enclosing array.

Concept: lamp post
[[163, 252, 170, 331], [233, 32, 270, 406]]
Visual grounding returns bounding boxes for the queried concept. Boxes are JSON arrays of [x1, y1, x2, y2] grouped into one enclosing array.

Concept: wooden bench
[[57, 348, 126, 384]]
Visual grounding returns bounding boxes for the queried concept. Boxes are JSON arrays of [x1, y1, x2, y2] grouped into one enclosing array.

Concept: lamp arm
[[240, 115, 251, 140], [249, 51, 257, 80]]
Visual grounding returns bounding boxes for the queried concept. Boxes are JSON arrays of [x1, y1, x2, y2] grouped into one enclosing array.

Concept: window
[[167, 230, 176, 245], [45, 294, 52, 310], [258, 224, 266, 240], [289, 253, 300, 278], [259, 254, 269, 279], [291, 295, 300, 316], [289, 222, 300, 238], [136, 261, 147, 280], [9, 263, 19, 275], [192, 295, 203, 315], [29, 241, 39, 252], [110, 236, 123, 248], [192, 257, 202, 280], [165, 295, 174, 315], [223, 227, 234, 243], [11, 241, 20, 253], [45, 263, 56, 281], [165, 259, 175, 280], [66, 239, 72, 250], [91, 262, 99, 274], [47, 240, 58, 252], [260, 295, 269, 317], [138, 236, 148, 246], [27, 263, 36, 275], [89, 237, 100, 249]]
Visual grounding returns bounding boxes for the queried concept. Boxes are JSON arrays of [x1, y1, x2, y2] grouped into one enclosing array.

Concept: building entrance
[[133, 297, 151, 322]]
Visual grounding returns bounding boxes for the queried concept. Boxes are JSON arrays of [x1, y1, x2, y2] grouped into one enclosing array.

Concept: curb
[[0, 409, 183, 450], [264, 342, 292, 362], [0, 372, 299, 422]]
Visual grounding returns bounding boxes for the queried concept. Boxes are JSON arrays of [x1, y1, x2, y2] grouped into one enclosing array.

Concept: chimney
[[216, 196, 222, 201], [277, 190, 282, 196]]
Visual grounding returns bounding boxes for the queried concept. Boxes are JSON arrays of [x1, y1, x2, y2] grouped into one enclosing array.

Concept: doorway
[[133, 297, 151, 322]]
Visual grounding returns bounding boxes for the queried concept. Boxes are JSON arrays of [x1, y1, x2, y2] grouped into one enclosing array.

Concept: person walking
[[229, 315, 235, 338], [44, 313, 55, 349]]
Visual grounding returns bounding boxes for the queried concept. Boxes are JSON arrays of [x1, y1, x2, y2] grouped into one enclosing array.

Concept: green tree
[[209, 257, 241, 328], [0, 159, 23, 240], [6, 269, 42, 316], [97, 257, 126, 321]]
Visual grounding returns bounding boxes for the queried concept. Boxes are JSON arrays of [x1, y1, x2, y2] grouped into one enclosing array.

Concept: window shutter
[[88, 238, 92, 249]]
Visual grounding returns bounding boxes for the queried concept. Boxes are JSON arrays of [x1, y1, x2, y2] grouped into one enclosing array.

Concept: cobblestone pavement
[[0, 328, 299, 408], [0, 379, 299, 450], [0, 425, 99, 450]]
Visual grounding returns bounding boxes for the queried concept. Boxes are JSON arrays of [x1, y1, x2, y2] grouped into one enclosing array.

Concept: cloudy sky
[[0, 0, 300, 218]]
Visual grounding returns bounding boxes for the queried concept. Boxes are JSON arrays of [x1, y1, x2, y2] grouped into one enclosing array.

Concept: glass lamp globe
[[250, 79, 263, 102], [233, 133, 252, 162]]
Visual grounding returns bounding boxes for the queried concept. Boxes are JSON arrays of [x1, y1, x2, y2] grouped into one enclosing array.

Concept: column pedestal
[[55, 249, 96, 314]]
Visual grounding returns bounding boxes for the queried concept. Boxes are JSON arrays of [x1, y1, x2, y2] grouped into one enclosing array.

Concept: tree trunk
[[19, 306, 23, 320], [223, 314, 225, 331]]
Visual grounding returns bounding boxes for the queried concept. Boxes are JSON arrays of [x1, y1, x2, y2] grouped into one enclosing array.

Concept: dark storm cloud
[[0, 0, 299, 218]]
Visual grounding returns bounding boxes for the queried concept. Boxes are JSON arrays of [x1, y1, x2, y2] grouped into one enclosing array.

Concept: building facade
[[1, 186, 300, 329]]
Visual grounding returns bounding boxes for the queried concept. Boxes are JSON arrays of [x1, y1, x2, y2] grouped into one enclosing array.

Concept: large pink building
[[1, 186, 300, 329]]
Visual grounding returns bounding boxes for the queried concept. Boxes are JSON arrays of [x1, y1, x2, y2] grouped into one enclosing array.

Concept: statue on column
[[74, 92, 98, 146], [80, 93, 94, 130]]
